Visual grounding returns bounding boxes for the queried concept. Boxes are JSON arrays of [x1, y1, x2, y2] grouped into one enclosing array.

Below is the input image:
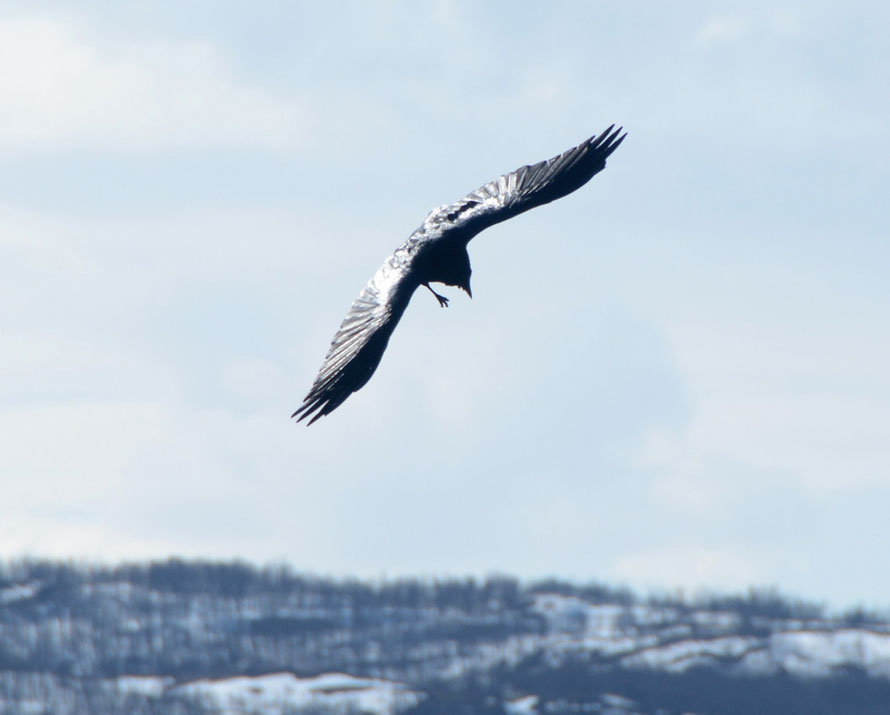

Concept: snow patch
[[768, 630, 890, 678], [621, 636, 755, 672], [0, 583, 39, 604], [115, 675, 174, 697], [505, 694, 539, 714], [172, 671, 421, 714]]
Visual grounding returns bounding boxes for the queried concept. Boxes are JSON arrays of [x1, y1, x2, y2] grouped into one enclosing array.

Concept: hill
[[1, 559, 889, 713]]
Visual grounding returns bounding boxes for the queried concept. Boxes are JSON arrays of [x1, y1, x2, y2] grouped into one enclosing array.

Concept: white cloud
[[638, 332, 890, 495], [0, 396, 332, 560], [697, 16, 748, 45], [0, 14, 304, 155]]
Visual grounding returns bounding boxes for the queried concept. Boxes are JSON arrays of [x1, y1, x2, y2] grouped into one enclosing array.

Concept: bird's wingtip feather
[[291, 401, 318, 424]]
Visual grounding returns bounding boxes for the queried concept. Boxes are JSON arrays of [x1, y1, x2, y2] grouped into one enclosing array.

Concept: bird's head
[[433, 244, 472, 299]]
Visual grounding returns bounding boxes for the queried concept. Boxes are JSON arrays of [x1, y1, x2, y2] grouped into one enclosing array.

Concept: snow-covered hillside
[[533, 593, 890, 678], [1, 560, 888, 714]]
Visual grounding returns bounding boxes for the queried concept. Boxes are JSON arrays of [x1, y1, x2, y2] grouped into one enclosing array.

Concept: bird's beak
[[464, 284, 472, 299]]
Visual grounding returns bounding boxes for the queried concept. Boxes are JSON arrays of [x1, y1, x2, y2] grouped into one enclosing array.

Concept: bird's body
[[294, 126, 626, 424]]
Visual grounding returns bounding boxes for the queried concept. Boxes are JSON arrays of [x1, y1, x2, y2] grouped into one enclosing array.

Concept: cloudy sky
[[2, 1, 888, 608]]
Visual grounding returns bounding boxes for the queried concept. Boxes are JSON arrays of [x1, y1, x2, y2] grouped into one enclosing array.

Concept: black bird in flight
[[293, 125, 626, 424]]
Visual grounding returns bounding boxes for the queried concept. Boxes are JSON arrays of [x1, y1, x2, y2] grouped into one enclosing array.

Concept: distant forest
[[1, 558, 888, 714]]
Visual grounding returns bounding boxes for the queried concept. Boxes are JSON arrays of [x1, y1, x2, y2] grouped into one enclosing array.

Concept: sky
[[1, 1, 889, 609]]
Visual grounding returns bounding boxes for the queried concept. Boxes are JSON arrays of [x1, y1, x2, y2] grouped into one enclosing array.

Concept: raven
[[293, 126, 626, 425]]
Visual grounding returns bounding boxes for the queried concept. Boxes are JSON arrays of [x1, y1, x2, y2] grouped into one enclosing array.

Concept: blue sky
[[1, 1, 889, 608]]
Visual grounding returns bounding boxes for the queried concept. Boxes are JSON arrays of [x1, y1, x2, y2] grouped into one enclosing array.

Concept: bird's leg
[[423, 283, 449, 308]]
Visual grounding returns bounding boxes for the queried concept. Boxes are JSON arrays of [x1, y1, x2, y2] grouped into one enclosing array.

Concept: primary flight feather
[[293, 125, 626, 425]]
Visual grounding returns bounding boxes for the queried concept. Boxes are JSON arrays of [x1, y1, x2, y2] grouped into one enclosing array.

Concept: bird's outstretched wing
[[294, 126, 626, 425], [422, 125, 626, 240], [292, 254, 417, 425]]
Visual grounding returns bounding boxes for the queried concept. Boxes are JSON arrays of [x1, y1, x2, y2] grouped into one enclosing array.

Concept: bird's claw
[[424, 283, 449, 308]]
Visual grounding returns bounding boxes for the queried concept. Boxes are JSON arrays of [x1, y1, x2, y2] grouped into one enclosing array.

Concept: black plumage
[[293, 126, 626, 424]]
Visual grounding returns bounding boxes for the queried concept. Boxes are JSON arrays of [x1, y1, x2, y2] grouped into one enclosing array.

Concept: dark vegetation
[[0, 558, 887, 713]]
